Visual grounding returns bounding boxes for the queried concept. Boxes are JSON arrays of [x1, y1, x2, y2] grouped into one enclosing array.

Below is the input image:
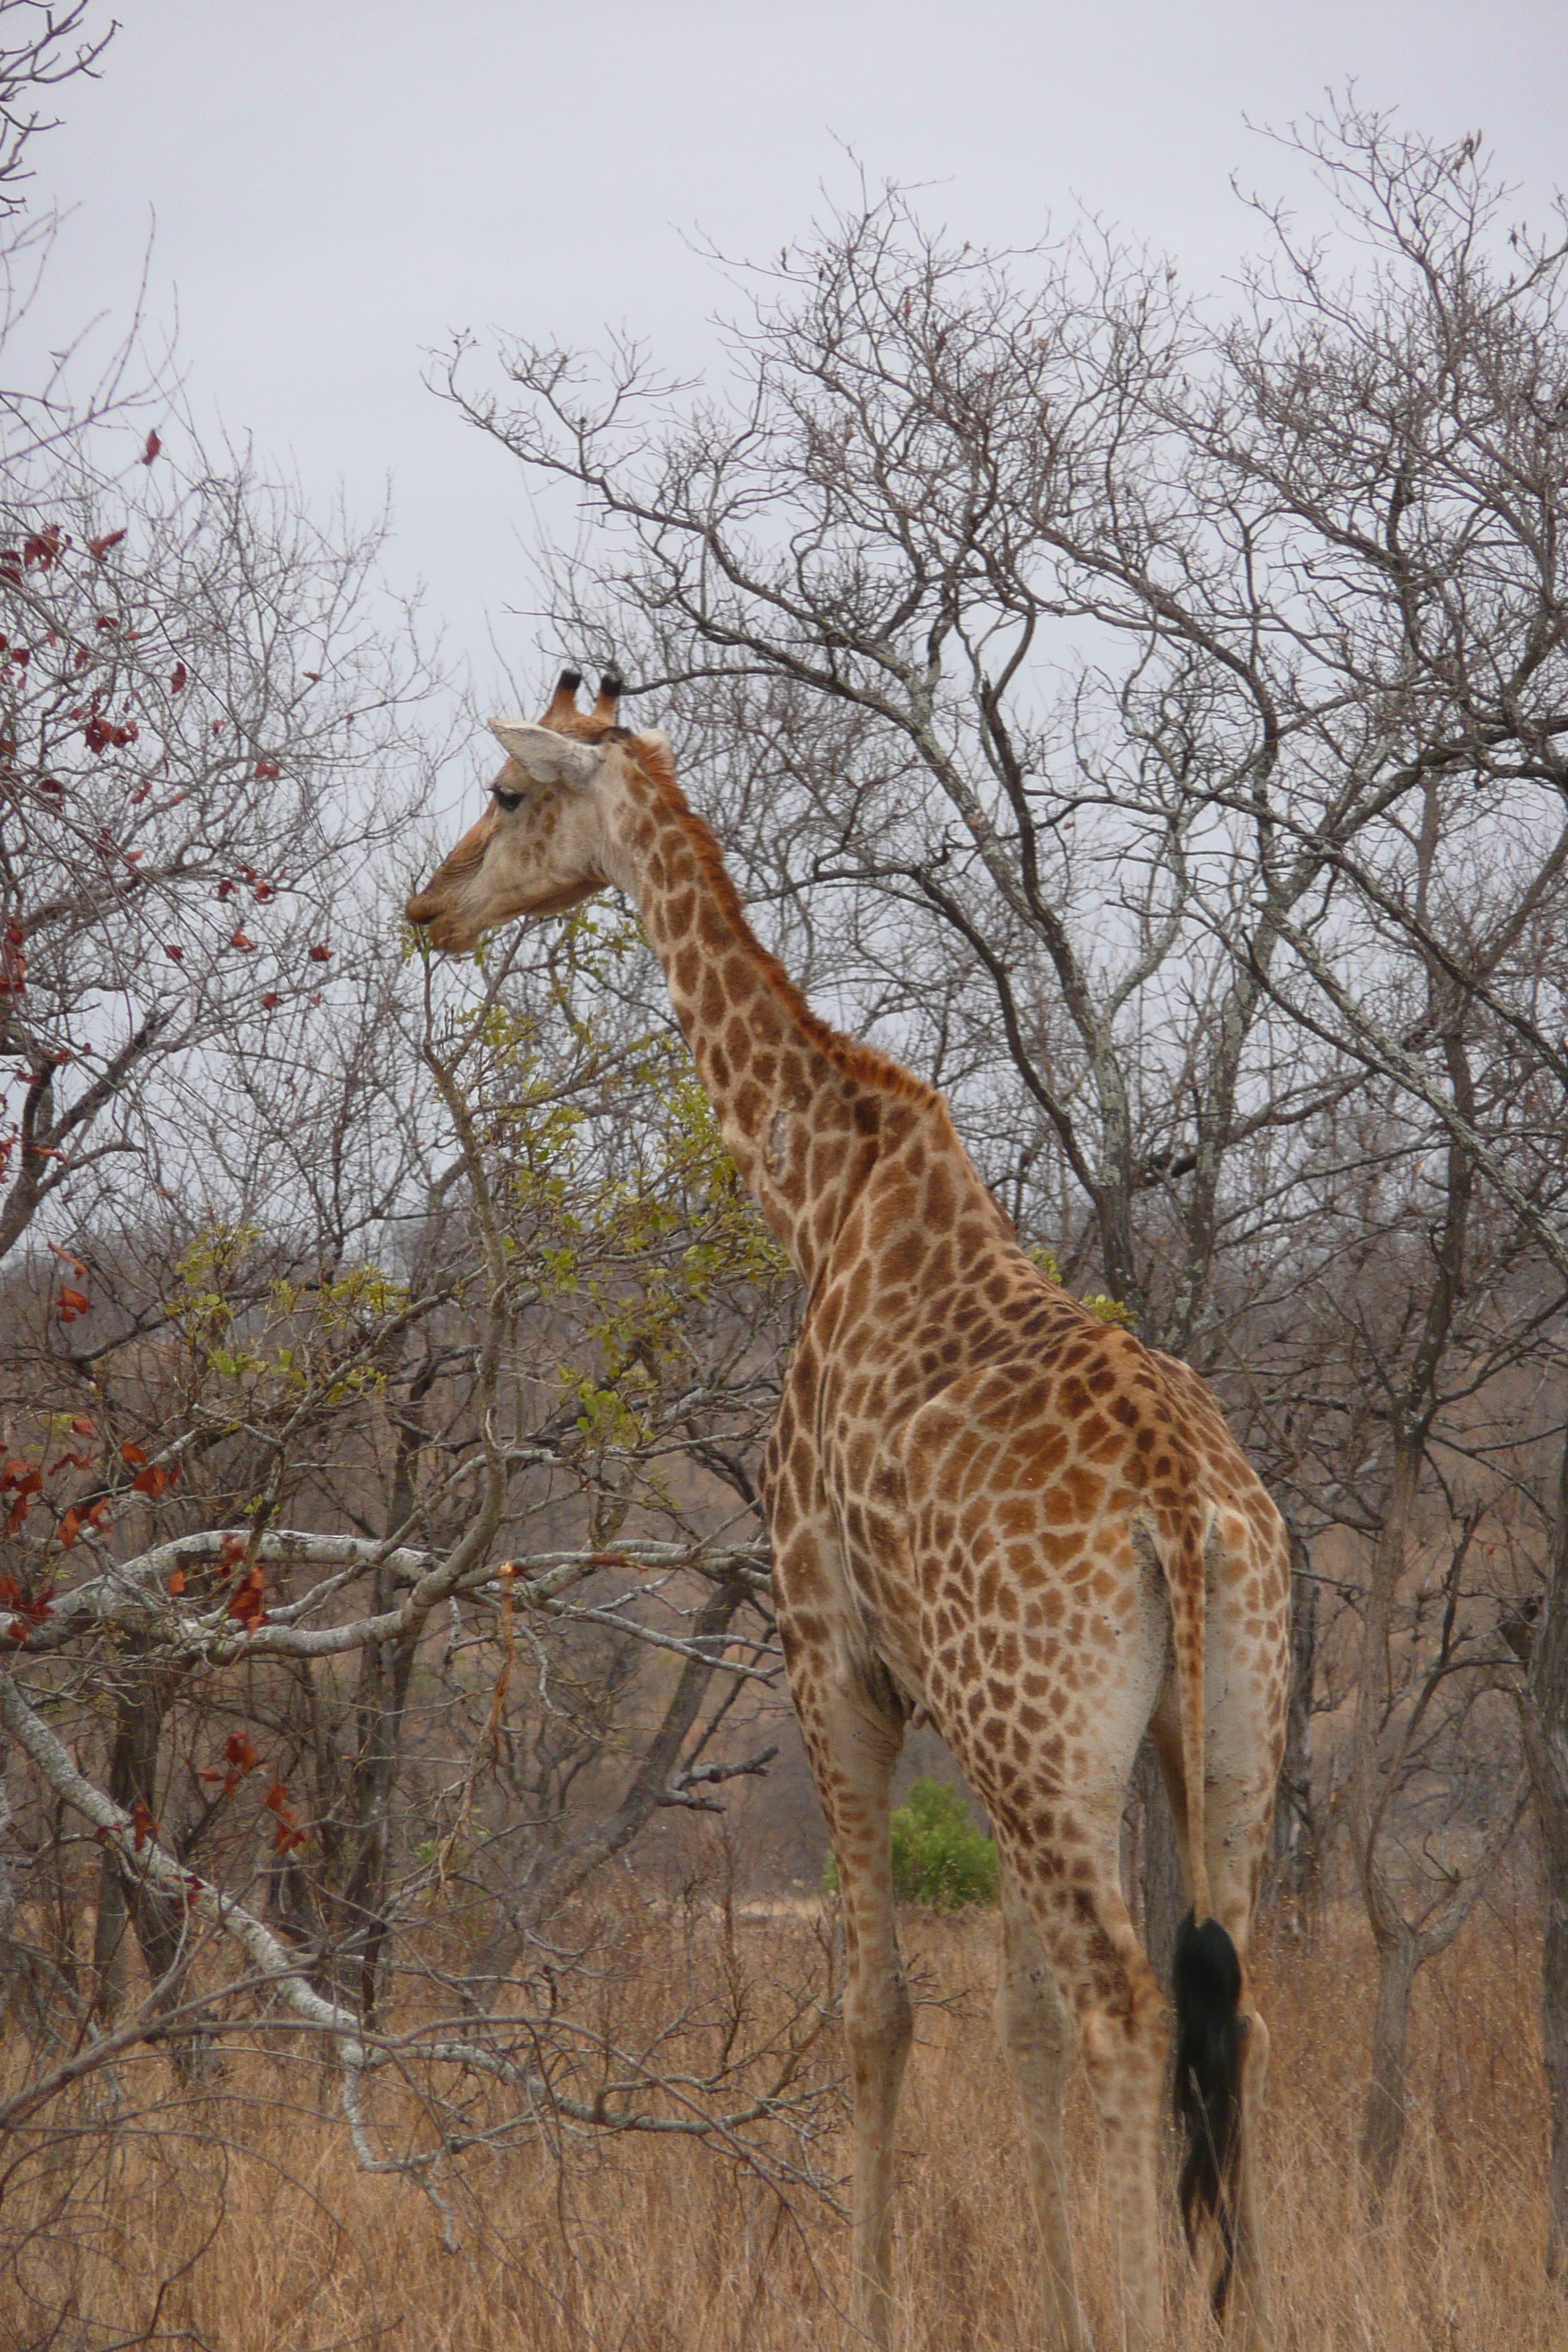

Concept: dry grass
[[1, 1895, 1561, 2352]]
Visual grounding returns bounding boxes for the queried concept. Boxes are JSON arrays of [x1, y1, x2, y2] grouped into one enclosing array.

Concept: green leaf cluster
[[165, 1218, 409, 1406], [823, 1776, 999, 1910], [1081, 1292, 1137, 1329], [475, 913, 790, 1448], [1026, 1242, 1134, 1327]]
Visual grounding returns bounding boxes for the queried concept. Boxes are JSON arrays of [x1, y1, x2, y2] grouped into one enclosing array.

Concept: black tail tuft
[[1172, 1910, 1244, 2317]]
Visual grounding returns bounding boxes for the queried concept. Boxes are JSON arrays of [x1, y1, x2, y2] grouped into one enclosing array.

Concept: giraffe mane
[[623, 733, 938, 1110]]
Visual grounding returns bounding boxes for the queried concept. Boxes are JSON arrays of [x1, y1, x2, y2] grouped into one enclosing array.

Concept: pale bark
[[1268, 1524, 1319, 1934], [1131, 1738, 1186, 1985], [1360, 1931, 1420, 2202]]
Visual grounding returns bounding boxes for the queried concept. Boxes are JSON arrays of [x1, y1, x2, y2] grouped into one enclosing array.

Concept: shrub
[[823, 1776, 999, 1909]]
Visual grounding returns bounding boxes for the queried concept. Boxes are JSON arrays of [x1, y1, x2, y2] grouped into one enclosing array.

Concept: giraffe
[[405, 673, 1291, 2351]]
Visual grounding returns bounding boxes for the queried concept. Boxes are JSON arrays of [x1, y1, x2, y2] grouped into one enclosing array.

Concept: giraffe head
[[404, 668, 660, 951]]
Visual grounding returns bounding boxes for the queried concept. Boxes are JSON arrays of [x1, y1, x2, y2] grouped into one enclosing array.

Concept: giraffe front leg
[[809, 1678, 910, 2350], [772, 1518, 911, 2348], [993, 1860, 1096, 2352]]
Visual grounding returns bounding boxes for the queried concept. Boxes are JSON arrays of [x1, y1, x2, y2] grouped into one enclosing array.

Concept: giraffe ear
[[487, 719, 604, 791]]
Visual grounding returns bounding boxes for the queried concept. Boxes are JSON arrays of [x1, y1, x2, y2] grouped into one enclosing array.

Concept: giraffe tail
[[1160, 1500, 1245, 2316], [1172, 1910, 1244, 2313]]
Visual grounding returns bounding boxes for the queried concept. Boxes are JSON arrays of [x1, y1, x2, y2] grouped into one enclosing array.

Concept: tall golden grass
[[3, 1893, 1560, 2351]]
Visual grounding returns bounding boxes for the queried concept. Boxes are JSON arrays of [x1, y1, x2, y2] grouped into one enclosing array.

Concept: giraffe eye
[[492, 788, 523, 813]]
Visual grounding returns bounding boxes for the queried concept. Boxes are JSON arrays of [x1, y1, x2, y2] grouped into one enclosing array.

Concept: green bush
[[822, 1776, 999, 1909]]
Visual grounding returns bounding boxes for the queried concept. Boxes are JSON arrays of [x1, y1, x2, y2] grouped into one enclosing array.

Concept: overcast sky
[[20, 0, 1568, 783]]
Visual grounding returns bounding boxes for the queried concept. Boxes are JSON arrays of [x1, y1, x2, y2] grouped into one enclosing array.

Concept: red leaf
[[222, 1731, 258, 1774], [142, 430, 161, 465], [119, 1441, 148, 1467], [130, 1800, 157, 1850], [253, 881, 275, 902], [226, 1556, 265, 1629], [166, 1566, 186, 1594], [169, 661, 187, 693], [70, 1416, 94, 1436], [260, 991, 279, 1010], [56, 1507, 81, 1548], [229, 930, 255, 951], [163, 942, 184, 962], [307, 943, 331, 962], [49, 1243, 88, 1276], [56, 1286, 89, 1323], [131, 1463, 167, 1498], [254, 758, 279, 780], [216, 878, 235, 900], [262, 1782, 290, 1816], [2, 1583, 51, 1629], [88, 529, 127, 561]]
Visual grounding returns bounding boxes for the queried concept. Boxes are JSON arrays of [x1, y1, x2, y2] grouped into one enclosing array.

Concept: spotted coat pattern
[[405, 677, 1291, 2351]]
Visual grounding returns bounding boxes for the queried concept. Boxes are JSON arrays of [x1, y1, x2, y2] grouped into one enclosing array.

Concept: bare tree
[[0, 889, 832, 2258], [437, 100, 1568, 2220], [0, 14, 835, 2267], [0, 4, 114, 219]]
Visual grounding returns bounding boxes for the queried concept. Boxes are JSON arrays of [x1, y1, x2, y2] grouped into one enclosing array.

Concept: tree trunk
[[1525, 1418, 1568, 2276], [525, 1576, 747, 1921], [95, 1661, 219, 2081], [93, 1673, 167, 2024], [1360, 1929, 1419, 2207], [1133, 1736, 1186, 1986], [90, 1841, 130, 2020], [1268, 1524, 1319, 1938]]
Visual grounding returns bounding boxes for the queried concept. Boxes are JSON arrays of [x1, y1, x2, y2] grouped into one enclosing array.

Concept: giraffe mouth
[[403, 881, 598, 953], [403, 894, 483, 952]]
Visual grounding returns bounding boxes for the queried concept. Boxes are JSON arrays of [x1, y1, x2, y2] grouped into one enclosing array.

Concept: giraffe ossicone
[[405, 671, 1290, 2351]]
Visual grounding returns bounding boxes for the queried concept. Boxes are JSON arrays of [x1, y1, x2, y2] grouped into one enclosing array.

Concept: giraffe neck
[[603, 750, 921, 1286]]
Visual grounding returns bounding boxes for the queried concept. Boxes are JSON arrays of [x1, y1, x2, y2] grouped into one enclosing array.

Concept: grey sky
[[22, 0, 1568, 777]]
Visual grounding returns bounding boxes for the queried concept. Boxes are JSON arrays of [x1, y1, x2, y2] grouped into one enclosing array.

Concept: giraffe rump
[[1172, 1907, 1245, 2315]]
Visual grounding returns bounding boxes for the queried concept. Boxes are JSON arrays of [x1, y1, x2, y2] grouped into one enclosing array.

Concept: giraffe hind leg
[[1151, 1569, 1284, 2346], [994, 1858, 1096, 2352]]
